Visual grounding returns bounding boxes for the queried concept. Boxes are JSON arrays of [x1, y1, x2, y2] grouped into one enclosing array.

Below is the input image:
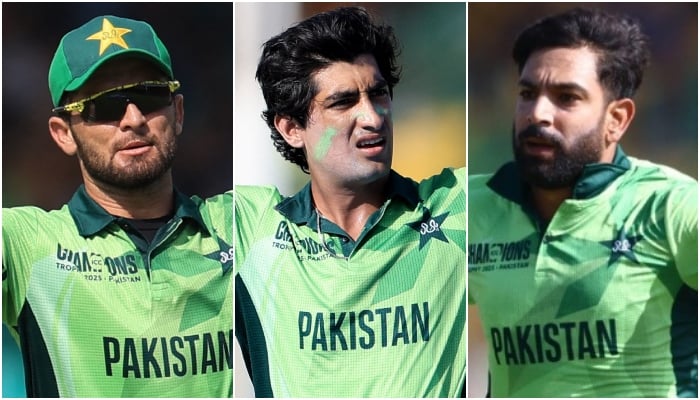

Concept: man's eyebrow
[[321, 79, 389, 104], [518, 78, 587, 93], [322, 88, 359, 104]]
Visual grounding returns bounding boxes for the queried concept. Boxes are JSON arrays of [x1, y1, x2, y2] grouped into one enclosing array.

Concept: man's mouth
[[118, 140, 152, 156], [357, 136, 385, 148], [522, 137, 559, 158]]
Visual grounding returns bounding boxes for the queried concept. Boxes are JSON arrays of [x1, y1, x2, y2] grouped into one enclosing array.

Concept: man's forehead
[[520, 47, 600, 84], [313, 74, 386, 100]]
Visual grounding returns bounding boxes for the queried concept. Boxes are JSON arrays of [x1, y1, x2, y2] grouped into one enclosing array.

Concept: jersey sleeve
[[467, 173, 491, 306], [428, 167, 466, 250], [234, 185, 284, 274], [203, 190, 234, 240], [666, 180, 698, 289], [418, 167, 465, 199], [2, 207, 42, 328], [198, 191, 234, 272]]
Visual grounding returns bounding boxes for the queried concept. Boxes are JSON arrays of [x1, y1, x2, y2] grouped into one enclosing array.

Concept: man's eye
[[331, 98, 354, 108], [518, 89, 535, 100], [558, 93, 580, 103]]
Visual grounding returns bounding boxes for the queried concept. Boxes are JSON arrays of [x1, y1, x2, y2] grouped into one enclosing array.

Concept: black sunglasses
[[52, 81, 180, 123]]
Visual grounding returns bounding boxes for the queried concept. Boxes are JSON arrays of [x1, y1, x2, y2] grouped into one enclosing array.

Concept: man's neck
[[310, 174, 390, 241], [527, 148, 619, 224], [83, 174, 175, 219]]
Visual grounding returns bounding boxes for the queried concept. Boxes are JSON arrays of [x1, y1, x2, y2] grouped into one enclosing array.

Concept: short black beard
[[73, 125, 178, 190], [512, 123, 604, 189]]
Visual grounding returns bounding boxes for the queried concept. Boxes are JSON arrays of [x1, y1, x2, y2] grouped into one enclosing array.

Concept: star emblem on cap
[[86, 18, 132, 56]]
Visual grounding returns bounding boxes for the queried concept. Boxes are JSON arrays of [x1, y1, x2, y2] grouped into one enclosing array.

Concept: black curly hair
[[512, 7, 650, 101]]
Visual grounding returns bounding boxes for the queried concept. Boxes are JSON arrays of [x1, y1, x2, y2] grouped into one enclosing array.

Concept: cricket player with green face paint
[[235, 6, 466, 398]]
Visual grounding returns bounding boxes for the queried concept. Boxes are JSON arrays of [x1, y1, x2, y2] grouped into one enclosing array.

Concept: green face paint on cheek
[[353, 112, 367, 121], [374, 105, 389, 116], [314, 127, 338, 161], [353, 106, 390, 121]]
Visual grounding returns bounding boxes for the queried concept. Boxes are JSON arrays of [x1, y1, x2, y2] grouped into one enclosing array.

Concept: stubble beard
[[74, 125, 178, 190]]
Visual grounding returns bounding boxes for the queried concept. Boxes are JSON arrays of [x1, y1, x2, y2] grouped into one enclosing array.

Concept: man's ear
[[48, 116, 78, 156], [274, 115, 305, 148], [605, 98, 635, 145], [173, 94, 184, 135]]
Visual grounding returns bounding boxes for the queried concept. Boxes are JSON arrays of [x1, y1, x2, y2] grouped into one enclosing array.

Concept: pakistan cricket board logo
[[408, 209, 450, 250], [600, 225, 642, 267], [215, 246, 234, 274], [612, 239, 632, 253]]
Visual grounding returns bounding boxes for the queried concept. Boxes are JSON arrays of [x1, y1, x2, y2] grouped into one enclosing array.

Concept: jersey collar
[[67, 185, 209, 237], [487, 145, 631, 205], [274, 170, 421, 226]]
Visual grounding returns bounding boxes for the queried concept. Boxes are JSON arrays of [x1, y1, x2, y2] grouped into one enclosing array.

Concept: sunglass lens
[[83, 86, 173, 123]]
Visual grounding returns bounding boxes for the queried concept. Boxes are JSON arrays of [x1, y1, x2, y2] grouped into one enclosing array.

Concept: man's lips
[[356, 136, 386, 148], [522, 137, 558, 157], [355, 135, 387, 158], [117, 140, 152, 155], [524, 136, 556, 146]]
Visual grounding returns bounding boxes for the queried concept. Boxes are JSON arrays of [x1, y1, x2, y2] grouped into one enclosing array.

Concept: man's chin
[[87, 166, 171, 190], [517, 162, 578, 189]]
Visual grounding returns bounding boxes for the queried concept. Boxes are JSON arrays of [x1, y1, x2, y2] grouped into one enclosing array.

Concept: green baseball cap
[[48, 15, 174, 106]]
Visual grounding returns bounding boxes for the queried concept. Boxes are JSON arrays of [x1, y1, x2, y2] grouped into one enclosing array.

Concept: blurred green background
[[468, 2, 698, 178]]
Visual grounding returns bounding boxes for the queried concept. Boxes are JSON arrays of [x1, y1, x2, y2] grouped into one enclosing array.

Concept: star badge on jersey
[[556, 225, 643, 318], [599, 226, 642, 267], [204, 237, 233, 274], [86, 18, 132, 56], [408, 209, 450, 250]]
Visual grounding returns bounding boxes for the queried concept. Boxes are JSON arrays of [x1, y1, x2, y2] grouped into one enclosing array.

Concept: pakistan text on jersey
[[490, 319, 618, 365], [56, 243, 138, 276], [298, 302, 430, 351], [468, 240, 531, 265], [103, 330, 233, 378]]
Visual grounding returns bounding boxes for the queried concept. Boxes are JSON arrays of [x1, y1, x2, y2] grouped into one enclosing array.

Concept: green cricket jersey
[[2, 186, 234, 397], [468, 148, 698, 397], [235, 168, 466, 397]]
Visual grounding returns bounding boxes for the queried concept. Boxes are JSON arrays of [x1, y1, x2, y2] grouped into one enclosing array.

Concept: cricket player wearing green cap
[[2, 15, 233, 397], [235, 7, 466, 397]]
